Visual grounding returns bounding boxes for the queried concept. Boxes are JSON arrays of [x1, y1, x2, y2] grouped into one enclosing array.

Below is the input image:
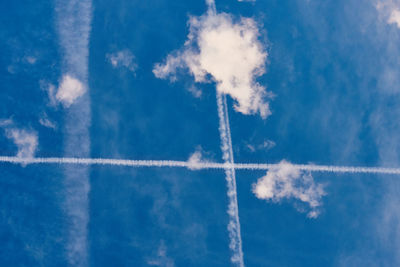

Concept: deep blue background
[[1, 0, 400, 266]]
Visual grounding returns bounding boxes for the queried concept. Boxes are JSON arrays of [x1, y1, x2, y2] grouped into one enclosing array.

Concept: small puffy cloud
[[106, 49, 137, 72], [56, 74, 86, 107], [388, 8, 400, 28], [4, 128, 38, 158], [252, 160, 326, 218], [153, 8, 271, 118], [187, 147, 210, 170]]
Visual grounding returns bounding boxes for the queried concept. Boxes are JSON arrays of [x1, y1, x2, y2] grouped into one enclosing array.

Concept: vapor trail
[[217, 92, 245, 267], [2, 156, 400, 175], [55, 0, 92, 265]]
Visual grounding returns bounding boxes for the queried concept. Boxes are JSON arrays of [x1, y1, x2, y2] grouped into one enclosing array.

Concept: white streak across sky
[[217, 92, 245, 266], [2, 156, 400, 175], [55, 0, 92, 266]]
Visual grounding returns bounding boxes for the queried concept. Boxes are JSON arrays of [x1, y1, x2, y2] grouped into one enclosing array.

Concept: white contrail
[[2, 156, 400, 175], [217, 91, 245, 267], [55, 0, 92, 266]]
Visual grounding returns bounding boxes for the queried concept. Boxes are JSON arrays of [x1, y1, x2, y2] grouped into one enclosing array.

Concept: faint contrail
[[217, 92, 245, 267], [55, 0, 92, 265], [2, 156, 400, 175]]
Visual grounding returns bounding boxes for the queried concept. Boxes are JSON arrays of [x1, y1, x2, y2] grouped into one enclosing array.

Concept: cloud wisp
[[106, 49, 137, 73], [153, 1, 271, 118], [252, 160, 326, 218]]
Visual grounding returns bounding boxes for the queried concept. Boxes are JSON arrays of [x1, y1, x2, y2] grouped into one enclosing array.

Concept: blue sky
[[1, 0, 400, 266]]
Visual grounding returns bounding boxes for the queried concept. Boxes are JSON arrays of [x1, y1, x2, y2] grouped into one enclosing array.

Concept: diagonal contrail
[[216, 92, 245, 267], [2, 156, 400, 175]]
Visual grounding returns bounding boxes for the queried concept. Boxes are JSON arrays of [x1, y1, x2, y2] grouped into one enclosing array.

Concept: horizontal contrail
[[1, 156, 400, 175]]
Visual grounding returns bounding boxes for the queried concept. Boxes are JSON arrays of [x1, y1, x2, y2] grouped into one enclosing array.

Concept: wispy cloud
[[153, 5, 271, 118], [146, 240, 175, 267], [187, 84, 202, 98], [246, 139, 275, 153], [106, 49, 137, 73], [1, 121, 38, 159], [252, 160, 326, 218], [39, 115, 57, 130], [40, 80, 58, 107]]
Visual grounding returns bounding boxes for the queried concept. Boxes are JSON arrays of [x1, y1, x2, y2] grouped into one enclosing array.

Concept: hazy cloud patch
[[1, 122, 38, 159], [147, 240, 175, 267], [106, 49, 137, 73]]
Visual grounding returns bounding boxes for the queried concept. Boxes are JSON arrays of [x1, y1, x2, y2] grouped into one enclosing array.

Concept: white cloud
[[153, 9, 271, 118], [56, 74, 86, 107], [376, 1, 400, 28], [4, 128, 38, 159], [106, 49, 137, 72], [252, 160, 326, 218], [388, 8, 400, 27], [187, 147, 210, 170]]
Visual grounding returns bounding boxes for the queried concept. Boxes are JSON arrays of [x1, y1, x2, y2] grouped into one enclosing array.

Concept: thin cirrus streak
[[217, 91, 244, 267], [1, 156, 400, 175]]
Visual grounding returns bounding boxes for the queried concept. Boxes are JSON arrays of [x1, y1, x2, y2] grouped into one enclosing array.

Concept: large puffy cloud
[[153, 9, 271, 118], [252, 160, 326, 218], [55, 74, 86, 108]]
